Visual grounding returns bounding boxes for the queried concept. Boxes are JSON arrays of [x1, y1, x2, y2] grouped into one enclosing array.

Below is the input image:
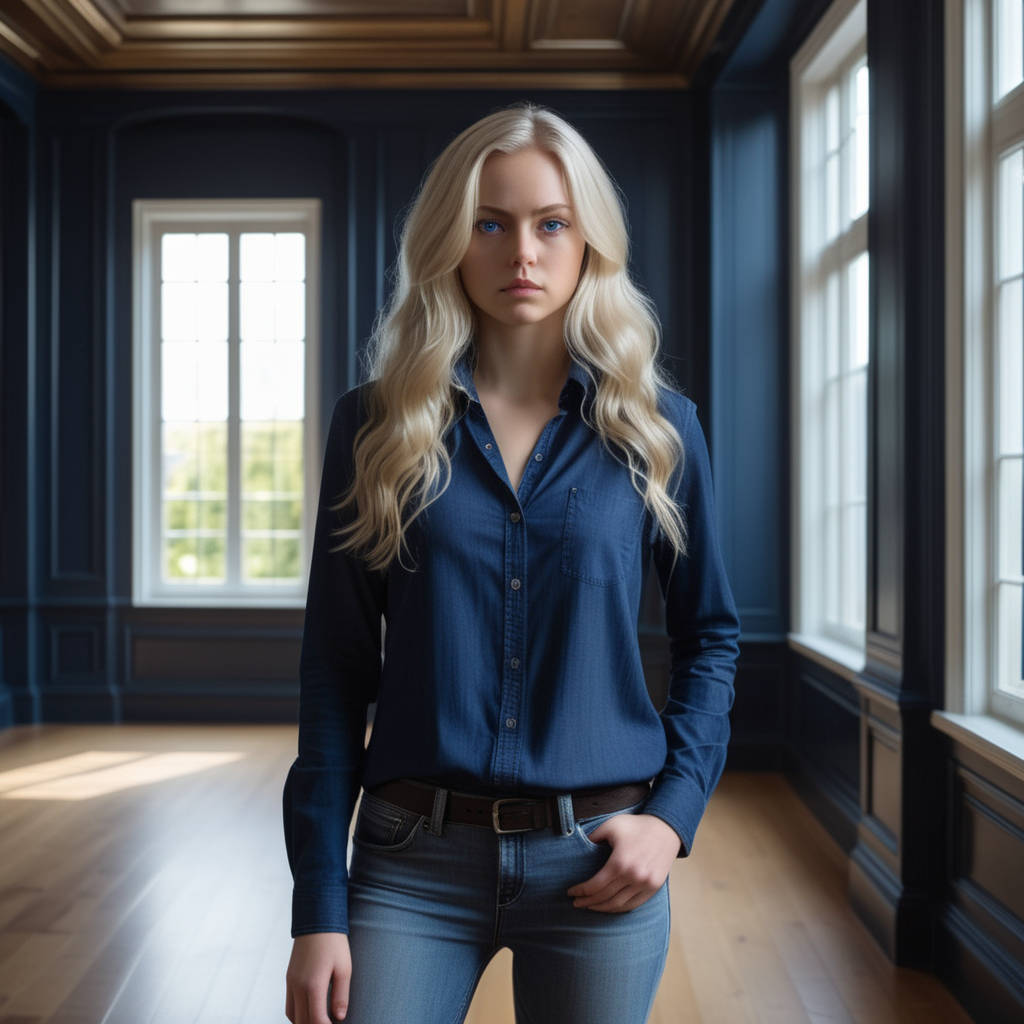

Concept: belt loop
[[556, 793, 574, 837], [429, 786, 448, 836]]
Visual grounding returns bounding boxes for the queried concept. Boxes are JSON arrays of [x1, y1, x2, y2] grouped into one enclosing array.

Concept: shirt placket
[[490, 407, 567, 788], [462, 398, 570, 789]]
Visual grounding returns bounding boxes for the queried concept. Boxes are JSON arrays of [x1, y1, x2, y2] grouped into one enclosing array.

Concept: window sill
[[931, 711, 1024, 785], [787, 633, 865, 684]]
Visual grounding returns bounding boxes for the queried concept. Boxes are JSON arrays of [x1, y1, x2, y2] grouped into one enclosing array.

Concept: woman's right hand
[[285, 932, 352, 1023]]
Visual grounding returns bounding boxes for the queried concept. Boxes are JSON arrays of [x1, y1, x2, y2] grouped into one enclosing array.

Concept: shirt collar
[[454, 352, 592, 408]]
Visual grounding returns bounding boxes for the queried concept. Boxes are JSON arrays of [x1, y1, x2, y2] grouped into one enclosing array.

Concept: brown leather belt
[[368, 778, 650, 835]]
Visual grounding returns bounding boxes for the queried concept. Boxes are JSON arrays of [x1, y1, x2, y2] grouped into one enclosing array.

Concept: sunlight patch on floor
[[0, 750, 246, 800]]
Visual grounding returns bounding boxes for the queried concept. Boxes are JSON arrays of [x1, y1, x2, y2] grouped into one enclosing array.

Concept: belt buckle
[[491, 798, 534, 834]]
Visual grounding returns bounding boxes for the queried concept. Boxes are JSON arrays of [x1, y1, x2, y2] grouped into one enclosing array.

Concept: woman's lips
[[503, 280, 541, 296]]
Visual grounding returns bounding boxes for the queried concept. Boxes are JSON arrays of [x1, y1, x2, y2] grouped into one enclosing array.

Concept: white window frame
[[132, 198, 321, 608], [789, 0, 869, 676], [945, 0, 1024, 732]]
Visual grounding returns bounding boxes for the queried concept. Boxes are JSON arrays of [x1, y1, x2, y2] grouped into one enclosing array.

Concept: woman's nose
[[512, 226, 536, 267]]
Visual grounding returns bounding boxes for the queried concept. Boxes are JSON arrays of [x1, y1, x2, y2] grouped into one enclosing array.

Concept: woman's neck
[[473, 322, 571, 404]]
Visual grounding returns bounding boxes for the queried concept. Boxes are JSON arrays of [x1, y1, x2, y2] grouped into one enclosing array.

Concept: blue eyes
[[473, 218, 569, 235]]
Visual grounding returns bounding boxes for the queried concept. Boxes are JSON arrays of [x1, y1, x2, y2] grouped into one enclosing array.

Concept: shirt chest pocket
[[561, 485, 646, 587]]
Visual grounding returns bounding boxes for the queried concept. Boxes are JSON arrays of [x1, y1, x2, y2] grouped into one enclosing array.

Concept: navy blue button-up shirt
[[284, 361, 740, 936]]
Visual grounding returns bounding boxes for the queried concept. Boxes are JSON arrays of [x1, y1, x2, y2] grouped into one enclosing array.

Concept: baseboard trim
[[937, 902, 1024, 1024]]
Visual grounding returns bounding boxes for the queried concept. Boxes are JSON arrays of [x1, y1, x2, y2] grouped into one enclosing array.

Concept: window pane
[[196, 234, 229, 282], [196, 282, 229, 342], [824, 505, 841, 625], [998, 279, 1024, 457], [824, 378, 841, 506], [162, 234, 197, 282], [162, 422, 227, 584], [274, 283, 306, 341], [848, 252, 870, 369], [826, 153, 840, 242], [241, 341, 305, 421], [997, 583, 1024, 698], [825, 85, 840, 152], [240, 233, 276, 282], [275, 233, 306, 281], [162, 341, 228, 422], [841, 503, 866, 630], [161, 282, 198, 342], [998, 456, 1023, 580], [850, 501, 866, 631], [997, 0, 1024, 100], [825, 270, 841, 379], [847, 367, 868, 502], [241, 421, 304, 584], [239, 282, 275, 342], [851, 63, 870, 220], [999, 148, 1024, 282]]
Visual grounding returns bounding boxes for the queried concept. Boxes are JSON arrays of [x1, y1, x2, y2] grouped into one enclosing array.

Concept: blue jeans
[[344, 791, 671, 1024]]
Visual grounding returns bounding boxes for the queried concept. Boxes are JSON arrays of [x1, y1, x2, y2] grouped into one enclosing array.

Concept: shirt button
[[510, 512, 521, 523], [510, 578, 521, 590], [534, 452, 543, 462], [506, 718, 517, 729], [485, 443, 493, 450], [510, 657, 520, 669]]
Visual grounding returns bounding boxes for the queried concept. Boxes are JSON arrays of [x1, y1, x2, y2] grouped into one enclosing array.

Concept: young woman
[[283, 104, 739, 1024]]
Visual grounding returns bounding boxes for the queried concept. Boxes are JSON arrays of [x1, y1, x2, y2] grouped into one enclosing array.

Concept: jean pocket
[[576, 800, 646, 850], [561, 486, 645, 587], [352, 793, 425, 852]]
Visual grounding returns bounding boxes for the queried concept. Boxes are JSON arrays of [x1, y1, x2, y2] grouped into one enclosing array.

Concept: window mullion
[[149, 224, 164, 599], [227, 230, 242, 593]]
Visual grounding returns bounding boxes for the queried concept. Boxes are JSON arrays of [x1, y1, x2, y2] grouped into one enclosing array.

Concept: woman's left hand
[[567, 812, 682, 912]]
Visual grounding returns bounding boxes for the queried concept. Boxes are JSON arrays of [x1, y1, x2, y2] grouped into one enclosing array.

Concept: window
[[790, 0, 869, 667], [948, 0, 1024, 727], [133, 200, 321, 607]]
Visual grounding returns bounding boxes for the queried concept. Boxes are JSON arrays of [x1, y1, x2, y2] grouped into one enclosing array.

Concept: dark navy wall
[[702, 0, 834, 772], [0, 58, 37, 731]]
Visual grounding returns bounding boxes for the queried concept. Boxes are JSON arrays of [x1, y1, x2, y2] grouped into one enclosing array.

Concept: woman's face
[[458, 147, 587, 334]]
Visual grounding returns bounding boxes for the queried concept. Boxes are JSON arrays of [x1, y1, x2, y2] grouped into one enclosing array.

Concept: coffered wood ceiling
[[0, 0, 735, 89]]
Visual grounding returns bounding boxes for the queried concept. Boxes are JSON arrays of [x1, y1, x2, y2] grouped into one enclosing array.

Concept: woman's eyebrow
[[476, 203, 573, 217]]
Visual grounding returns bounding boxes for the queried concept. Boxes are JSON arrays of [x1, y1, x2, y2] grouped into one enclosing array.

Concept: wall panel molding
[[786, 653, 861, 852], [938, 734, 1024, 1023], [727, 641, 786, 769], [48, 132, 107, 587]]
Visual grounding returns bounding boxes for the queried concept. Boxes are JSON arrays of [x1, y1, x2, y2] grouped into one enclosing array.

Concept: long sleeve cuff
[[644, 773, 712, 857], [291, 885, 350, 937]]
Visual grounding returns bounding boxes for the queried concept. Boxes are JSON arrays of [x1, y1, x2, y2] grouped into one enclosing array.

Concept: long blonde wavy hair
[[335, 104, 686, 570]]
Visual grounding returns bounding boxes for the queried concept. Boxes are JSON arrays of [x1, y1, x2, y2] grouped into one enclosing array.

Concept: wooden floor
[[0, 725, 973, 1024]]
